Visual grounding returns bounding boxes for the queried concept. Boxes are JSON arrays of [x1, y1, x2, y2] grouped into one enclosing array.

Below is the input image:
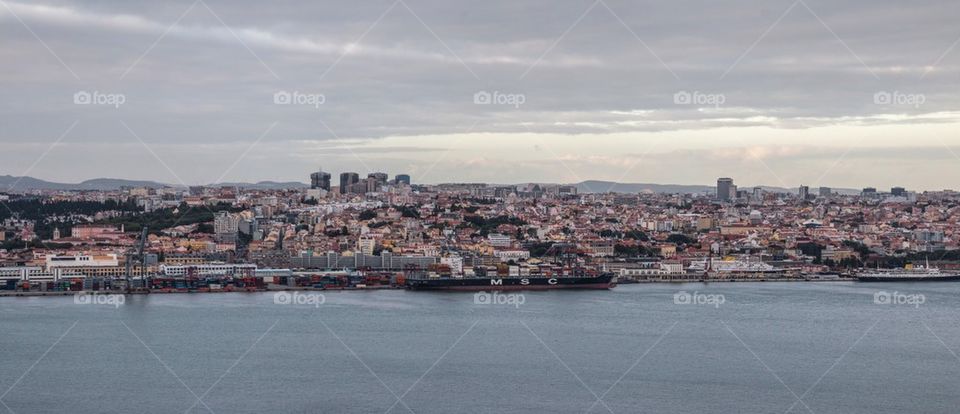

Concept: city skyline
[[0, 170, 932, 194], [2, 1, 960, 190]]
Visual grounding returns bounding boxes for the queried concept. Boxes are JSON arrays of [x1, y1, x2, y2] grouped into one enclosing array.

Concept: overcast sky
[[2, 0, 960, 189]]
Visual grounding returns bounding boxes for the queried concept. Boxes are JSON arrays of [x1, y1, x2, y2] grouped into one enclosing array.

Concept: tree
[[599, 229, 622, 238], [798, 242, 823, 260], [839, 257, 863, 269], [358, 209, 377, 221], [624, 230, 648, 241], [99, 202, 239, 235], [666, 234, 696, 245], [194, 223, 215, 234], [842, 240, 871, 257], [462, 215, 526, 236], [614, 244, 657, 257], [528, 242, 554, 257], [397, 205, 420, 219]]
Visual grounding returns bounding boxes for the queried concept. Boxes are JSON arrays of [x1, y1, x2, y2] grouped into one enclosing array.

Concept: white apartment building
[[494, 250, 530, 262], [487, 233, 512, 248], [46, 254, 120, 270], [159, 263, 257, 277]]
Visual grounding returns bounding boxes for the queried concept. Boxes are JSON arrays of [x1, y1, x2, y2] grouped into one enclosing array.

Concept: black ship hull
[[405, 274, 616, 291]]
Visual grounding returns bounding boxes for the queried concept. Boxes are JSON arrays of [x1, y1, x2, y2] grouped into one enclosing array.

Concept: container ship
[[404, 271, 616, 291], [856, 262, 960, 282]]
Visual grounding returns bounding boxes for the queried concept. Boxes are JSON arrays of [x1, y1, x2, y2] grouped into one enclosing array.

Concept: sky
[[2, 0, 960, 190]]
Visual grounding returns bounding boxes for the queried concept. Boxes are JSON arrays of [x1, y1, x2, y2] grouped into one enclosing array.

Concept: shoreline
[[0, 278, 858, 297], [0, 285, 396, 297], [624, 277, 852, 284]]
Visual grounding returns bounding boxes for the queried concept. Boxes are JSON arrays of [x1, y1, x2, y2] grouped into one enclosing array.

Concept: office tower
[[365, 177, 380, 193], [799, 185, 810, 201], [310, 170, 331, 190], [891, 187, 906, 197], [717, 178, 734, 201], [862, 187, 877, 197], [368, 172, 388, 186], [339, 172, 360, 194], [395, 174, 411, 185], [349, 181, 368, 194]]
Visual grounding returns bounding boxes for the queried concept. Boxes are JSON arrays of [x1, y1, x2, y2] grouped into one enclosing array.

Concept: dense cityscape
[[5, 0, 960, 411], [1, 170, 956, 293]]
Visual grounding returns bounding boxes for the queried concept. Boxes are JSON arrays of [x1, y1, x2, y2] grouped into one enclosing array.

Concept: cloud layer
[[2, 0, 959, 188]]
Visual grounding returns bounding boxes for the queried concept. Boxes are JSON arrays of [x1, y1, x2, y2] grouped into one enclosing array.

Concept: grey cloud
[[2, 0, 960, 185]]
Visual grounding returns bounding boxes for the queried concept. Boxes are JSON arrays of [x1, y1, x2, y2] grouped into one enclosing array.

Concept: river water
[[0, 282, 957, 413]]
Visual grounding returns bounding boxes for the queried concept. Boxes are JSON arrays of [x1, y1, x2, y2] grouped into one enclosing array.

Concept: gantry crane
[[124, 227, 148, 293]]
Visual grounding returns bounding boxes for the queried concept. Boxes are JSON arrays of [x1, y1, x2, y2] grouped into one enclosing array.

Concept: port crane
[[545, 242, 578, 268], [124, 227, 148, 293]]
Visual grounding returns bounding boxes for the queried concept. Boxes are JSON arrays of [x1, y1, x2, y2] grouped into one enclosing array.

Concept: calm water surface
[[1, 282, 958, 413]]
